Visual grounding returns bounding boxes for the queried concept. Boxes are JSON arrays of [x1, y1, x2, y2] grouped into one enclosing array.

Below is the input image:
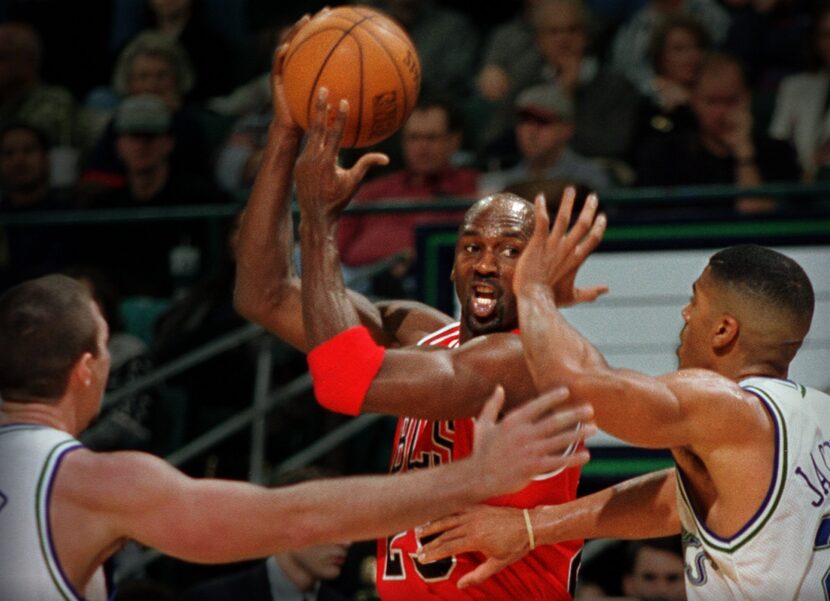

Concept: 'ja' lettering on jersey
[[678, 377, 830, 601]]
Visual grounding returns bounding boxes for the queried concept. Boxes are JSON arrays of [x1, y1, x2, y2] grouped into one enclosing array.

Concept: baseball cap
[[515, 85, 574, 123], [114, 94, 172, 135]]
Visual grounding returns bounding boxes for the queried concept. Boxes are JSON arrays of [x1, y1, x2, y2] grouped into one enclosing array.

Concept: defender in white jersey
[[678, 376, 830, 601], [418, 197, 824, 600], [0, 273, 590, 599]]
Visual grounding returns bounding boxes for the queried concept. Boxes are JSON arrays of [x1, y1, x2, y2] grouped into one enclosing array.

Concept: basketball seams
[[353, 24, 412, 118], [283, 7, 419, 148]]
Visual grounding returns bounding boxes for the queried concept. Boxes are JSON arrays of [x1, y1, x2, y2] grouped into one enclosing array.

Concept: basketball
[[282, 5, 421, 148]]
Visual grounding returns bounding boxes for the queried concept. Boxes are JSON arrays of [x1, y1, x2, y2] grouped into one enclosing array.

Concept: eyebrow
[[460, 228, 527, 239]]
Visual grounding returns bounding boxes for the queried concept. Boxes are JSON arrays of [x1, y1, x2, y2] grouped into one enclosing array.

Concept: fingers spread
[[324, 98, 349, 151], [479, 385, 505, 425], [551, 186, 576, 242]]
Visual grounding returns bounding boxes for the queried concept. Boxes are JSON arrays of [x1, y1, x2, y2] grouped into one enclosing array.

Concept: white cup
[[49, 146, 80, 188]]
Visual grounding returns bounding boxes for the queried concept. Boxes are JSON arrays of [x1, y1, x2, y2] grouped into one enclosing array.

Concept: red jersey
[[375, 323, 583, 600]]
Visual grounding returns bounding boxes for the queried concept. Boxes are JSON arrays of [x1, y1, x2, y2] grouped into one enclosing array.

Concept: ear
[[712, 314, 739, 350], [69, 352, 95, 389], [449, 265, 456, 282]]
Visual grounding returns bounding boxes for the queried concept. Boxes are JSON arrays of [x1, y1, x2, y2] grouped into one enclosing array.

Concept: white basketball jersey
[[677, 377, 830, 601], [0, 424, 84, 600]]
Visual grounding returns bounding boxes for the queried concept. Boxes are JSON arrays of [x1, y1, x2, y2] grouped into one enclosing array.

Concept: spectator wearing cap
[[479, 84, 612, 195], [479, 0, 641, 177], [78, 93, 230, 298], [79, 31, 217, 193]]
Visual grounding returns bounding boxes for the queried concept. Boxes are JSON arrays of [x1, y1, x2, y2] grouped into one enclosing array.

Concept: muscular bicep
[[571, 368, 755, 451], [362, 334, 539, 419]]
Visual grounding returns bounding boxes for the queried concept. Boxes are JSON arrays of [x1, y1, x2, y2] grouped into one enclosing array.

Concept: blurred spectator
[[481, 0, 641, 175], [337, 97, 477, 271], [476, 0, 544, 104], [621, 536, 686, 601], [378, 0, 480, 99], [0, 121, 76, 291], [635, 15, 708, 147], [768, 2, 830, 181], [108, 0, 245, 101], [79, 94, 230, 298], [636, 53, 800, 212], [0, 22, 79, 147], [479, 84, 611, 194], [611, 0, 730, 95], [67, 264, 158, 453], [180, 467, 351, 601], [80, 31, 217, 192]]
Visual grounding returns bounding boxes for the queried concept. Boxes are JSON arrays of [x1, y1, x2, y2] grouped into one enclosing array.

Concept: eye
[[464, 243, 479, 253], [501, 246, 520, 258]]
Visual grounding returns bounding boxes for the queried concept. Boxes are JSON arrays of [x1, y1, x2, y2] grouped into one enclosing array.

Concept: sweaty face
[[453, 196, 534, 339]]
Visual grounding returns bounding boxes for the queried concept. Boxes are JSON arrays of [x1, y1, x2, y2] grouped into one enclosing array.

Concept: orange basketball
[[282, 5, 421, 148]]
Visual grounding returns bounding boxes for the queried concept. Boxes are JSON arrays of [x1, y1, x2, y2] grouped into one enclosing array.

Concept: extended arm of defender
[[515, 197, 761, 449], [416, 468, 679, 589], [57, 387, 590, 569]]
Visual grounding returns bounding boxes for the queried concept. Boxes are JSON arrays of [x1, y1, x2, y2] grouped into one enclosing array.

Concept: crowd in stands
[[0, 0, 826, 597]]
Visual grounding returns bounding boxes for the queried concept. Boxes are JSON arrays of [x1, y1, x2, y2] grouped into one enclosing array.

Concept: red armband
[[307, 326, 386, 416]]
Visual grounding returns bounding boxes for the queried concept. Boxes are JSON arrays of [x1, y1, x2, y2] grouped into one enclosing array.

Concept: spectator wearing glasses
[[336, 96, 478, 272], [479, 84, 611, 195]]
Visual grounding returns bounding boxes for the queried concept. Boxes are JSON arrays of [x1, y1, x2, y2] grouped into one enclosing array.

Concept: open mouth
[[470, 283, 499, 320]]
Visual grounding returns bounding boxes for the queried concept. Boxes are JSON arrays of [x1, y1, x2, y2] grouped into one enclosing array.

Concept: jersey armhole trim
[[36, 440, 86, 601], [676, 386, 787, 554]]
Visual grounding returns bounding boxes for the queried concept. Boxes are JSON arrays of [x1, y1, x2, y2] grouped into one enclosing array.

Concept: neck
[[0, 399, 79, 434], [275, 553, 315, 593], [128, 164, 169, 201]]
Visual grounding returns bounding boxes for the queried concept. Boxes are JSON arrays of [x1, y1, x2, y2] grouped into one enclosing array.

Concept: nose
[[681, 303, 691, 321], [474, 249, 498, 276]]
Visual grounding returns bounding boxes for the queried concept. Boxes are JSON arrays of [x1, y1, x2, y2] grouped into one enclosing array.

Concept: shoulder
[[375, 300, 455, 346]]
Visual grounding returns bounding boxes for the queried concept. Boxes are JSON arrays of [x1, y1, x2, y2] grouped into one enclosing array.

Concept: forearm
[[299, 213, 361, 347], [531, 468, 679, 544], [233, 124, 302, 325], [518, 285, 608, 392]]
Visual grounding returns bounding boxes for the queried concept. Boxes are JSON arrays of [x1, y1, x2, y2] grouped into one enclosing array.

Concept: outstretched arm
[[55, 386, 592, 587], [233, 23, 438, 351], [417, 468, 679, 588], [513, 195, 767, 450]]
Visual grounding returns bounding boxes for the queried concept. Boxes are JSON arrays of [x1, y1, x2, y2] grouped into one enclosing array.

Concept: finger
[[531, 194, 549, 241], [309, 87, 330, 139], [575, 285, 609, 303], [350, 152, 390, 182], [418, 535, 475, 564], [523, 386, 571, 420], [535, 402, 594, 440], [458, 558, 510, 589], [417, 514, 465, 538], [324, 98, 349, 151], [561, 193, 598, 258], [478, 385, 505, 425], [273, 43, 289, 76], [283, 14, 311, 47], [550, 186, 575, 242]]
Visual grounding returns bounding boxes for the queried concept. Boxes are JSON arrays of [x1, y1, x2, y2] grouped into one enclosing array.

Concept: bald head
[[462, 193, 535, 236]]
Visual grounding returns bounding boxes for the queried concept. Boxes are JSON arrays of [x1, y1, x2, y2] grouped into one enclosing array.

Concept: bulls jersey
[[376, 323, 583, 600], [678, 377, 830, 601], [0, 424, 84, 600]]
